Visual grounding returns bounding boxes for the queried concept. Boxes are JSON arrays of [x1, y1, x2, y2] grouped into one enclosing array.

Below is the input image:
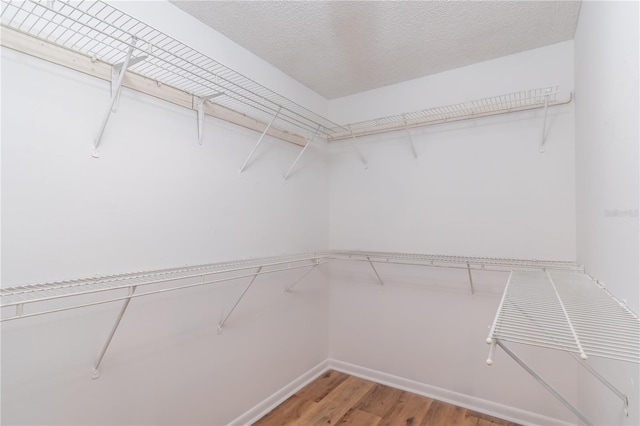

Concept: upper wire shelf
[[328, 86, 567, 141], [0, 0, 344, 139], [488, 270, 640, 364]]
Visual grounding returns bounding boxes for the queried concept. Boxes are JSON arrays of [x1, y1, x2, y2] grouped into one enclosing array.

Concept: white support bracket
[[197, 92, 224, 144], [568, 352, 629, 416], [93, 38, 144, 158], [349, 126, 368, 169], [539, 94, 550, 153], [239, 107, 281, 173], [218, 266, 262, 334], [284, 259, 322, 292], [283, 125, 321, 180], [495, 340, 594, 426], [402, 114, 418, 159], [466, 262, 475, 295], [111, 55, 147, 113], [366, 256, 384, 286], [92, 285, 137, 379]]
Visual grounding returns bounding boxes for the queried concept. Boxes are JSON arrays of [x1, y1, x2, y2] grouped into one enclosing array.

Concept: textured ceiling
[[171, 1, 581, 99]]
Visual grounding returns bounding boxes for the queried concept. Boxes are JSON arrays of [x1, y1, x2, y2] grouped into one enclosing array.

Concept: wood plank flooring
[[253, 370, 520, 426]]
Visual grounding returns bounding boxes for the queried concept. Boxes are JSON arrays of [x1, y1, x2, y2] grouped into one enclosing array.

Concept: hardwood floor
[[253, 370, 520, 426]]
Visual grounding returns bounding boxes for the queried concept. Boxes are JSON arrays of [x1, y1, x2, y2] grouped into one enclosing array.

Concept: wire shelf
[[331, 250, 581, 272], [0, 253, 329, 321], [328, 86, 566, 141], [488, 270, 640, 364], [0, 0, 343, 139]]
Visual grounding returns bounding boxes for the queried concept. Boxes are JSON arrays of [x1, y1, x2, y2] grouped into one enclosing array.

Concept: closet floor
[[253, 370, 519, 426]]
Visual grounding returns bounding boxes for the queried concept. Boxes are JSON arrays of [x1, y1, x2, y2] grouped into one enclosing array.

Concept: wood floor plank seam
[[253, 370, 521, 426]]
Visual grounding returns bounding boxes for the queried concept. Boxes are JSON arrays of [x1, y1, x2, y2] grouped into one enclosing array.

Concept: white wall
[[1, 42, 329, 425], [328, 40, 574, 124], [574, 1, 639, 425], [327, 42, 578, 424]]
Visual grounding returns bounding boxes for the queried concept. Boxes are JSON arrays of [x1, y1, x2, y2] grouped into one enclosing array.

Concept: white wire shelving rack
[[0, 0, 572, 171], [1, 250, 581, 379], [485, 270, 640, 426], [0, 0, 345, 159]]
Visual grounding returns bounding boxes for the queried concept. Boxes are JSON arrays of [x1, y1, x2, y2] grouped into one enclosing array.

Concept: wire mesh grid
[[329, 86, 561, 140], [0, 0, 343, 138], [0, 252, 328, 310], [490, 270, 640, 364], [331, 250, 581, 271]]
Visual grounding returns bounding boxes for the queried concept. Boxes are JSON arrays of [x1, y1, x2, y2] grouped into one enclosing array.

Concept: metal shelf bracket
[[284, 258, 323, 292], [367, 256, 384, 286], [92, 37, 144, 158], [283, 125, 321, 180], [539, 94, 550, 153], [239, 107, 281, 173], [197, 92, 224, 144], [402, 114, 418, 159], [92, 285, 137, 380], [466, 262, 475, 295], [217, 266, 262, 334], [349, 126, 368, 169]]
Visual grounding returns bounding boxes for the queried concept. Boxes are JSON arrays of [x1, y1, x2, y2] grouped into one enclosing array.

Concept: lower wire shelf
[[1, 250, 583, 380], [486, 270, 640, 425]]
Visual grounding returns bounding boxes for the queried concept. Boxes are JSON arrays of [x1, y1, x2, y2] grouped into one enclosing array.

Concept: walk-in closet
[[1, 1, 638, 425]]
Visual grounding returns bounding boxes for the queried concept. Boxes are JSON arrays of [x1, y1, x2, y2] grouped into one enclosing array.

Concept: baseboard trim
[[327, 359, 574, 426], [228, 358, 573, 426], [227, 359, 330, 426]]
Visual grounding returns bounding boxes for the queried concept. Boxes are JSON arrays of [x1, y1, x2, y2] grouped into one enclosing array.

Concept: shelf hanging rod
[[239, 107, 281, 173]]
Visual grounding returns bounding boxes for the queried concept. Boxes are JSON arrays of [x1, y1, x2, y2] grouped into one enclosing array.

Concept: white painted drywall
[[574, 1, 639, 425], [1, 45, 329, 425], [327, 42, 578, 423], [328, 40, 574, 125]]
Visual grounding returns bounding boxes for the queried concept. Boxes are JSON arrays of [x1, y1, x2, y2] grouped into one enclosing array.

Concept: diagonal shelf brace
[[496, 340, 594, 426], [218, 266, 262, 334], [283, 125, 321, 180], [111, 56, 147, 113], [539, 94, 550, 153], [284, 259, 322, 292], [466, 262, 475, 295], [197, 92, 224, 144], [93, 37, 141, 158], [568, 352, 629, 416], [239, 107, 281, 173], [402, 114, 418, 159], [349, 126, 368, 169], [367, 256, 385, 286], [92, 285, 137, 379]]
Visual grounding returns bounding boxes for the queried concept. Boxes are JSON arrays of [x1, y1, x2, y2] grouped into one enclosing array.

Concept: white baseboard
[[327, 359, 574, 426], [228, 358, 573, 426], [227, 359, 330, 426]]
